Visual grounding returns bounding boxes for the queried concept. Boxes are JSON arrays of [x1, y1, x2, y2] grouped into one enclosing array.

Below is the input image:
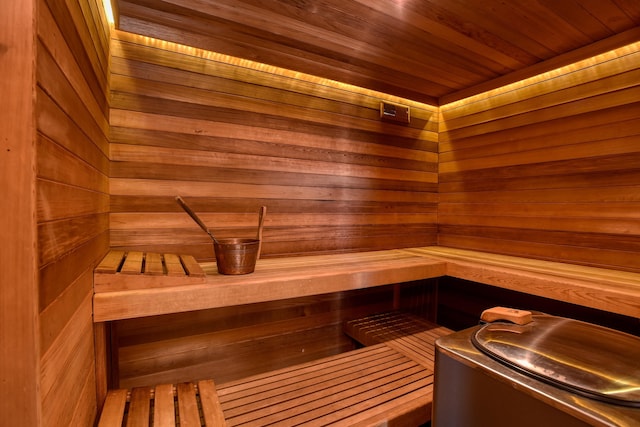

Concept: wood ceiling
[[112, 0, 640, 105]]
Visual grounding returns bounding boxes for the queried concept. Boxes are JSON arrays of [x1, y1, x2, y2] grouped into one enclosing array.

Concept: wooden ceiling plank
[[440, 27, 640, 105], [579, 0, 640, 32], [113, 0, 640, 103]]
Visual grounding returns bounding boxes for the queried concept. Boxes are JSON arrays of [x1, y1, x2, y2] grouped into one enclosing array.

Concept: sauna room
[[3, 0, 640, 425]]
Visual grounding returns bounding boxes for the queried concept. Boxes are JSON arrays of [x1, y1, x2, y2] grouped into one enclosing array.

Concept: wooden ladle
[[175, 196, 219, 244]]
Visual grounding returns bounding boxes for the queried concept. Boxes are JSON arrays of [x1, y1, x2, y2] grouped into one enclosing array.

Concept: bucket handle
[[256, 206, 267, 259]]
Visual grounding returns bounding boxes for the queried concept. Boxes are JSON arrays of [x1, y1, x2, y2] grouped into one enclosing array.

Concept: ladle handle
[[256, 206, 267, 259], [175, 196, 217, 242]]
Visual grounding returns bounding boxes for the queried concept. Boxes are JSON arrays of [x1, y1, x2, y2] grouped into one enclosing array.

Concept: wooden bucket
[[213, 238, 260, 275]]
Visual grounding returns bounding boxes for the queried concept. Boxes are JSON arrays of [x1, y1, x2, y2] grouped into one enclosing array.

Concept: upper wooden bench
[[92, 246, 640, 322], [93, 249, 447, 322], [407, 247, 640, 319]]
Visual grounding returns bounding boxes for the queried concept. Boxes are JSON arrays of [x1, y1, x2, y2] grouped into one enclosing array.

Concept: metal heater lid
[[472, 314, 640, 407]]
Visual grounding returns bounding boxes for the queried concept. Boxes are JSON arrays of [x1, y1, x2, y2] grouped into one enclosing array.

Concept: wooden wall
[[439, 42, 640, 273], [106, 30, 439, 387], [36, 0, 110, 425], [108, 31, 439, 261]]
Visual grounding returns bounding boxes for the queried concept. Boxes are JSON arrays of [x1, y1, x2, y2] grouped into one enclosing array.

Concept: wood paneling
[[113, 0, 640, 103], [439, 42, 640, 273], [0, 0, 39, 424], [36, 0, 110, 425], [109, 31, 439, 261]]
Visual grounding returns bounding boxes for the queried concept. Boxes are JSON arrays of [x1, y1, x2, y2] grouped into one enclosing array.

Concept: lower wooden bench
[[344, 311, 454, 369], [98, 344, 437, 426]]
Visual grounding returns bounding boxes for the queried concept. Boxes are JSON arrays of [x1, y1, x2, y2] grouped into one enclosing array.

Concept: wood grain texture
[[0, 0, 39, 424], [36, 0, 111, 425], [112, 0, 640, 103], [216, 343, 434, 426], [439, 43, 640, 273], [94, 249, 446, 321], [408, 247, 640, 319], [109, 30, 439, 261]]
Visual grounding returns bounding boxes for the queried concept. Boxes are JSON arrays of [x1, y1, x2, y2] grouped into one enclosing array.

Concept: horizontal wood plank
[[108, 29, 439, 261]]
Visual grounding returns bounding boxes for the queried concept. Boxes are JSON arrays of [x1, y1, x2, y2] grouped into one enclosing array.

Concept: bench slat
[[95, 250, 126, 274], [98, 389, 128, 427], [121, 252, 144, 275], [198, 380, 227, 426], [127, 387, 152, 427], [180, 254, 206, 277], [164, 253, 186, 277], [153, 384, 175, 427], [144, 252, 164, 276], [177, 382, 201, 427]]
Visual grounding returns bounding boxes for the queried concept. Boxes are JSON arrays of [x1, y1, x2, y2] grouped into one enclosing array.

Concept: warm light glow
[[102, 0, 114, 25], [119, 32, 437, 113], [441, 41, 640, 110]]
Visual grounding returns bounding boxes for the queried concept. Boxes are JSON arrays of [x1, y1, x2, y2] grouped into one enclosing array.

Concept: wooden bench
[[92, 249, 447, 321], [98, 343, 439, 426], [405, 247, 640, 319], [344, 311, 454, 369], [92, 246, 640, 322], [94, 247, 640, 425]]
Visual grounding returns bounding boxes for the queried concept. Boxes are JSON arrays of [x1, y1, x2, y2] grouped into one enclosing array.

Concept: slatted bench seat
[[344, 311, 454, 369], [98, 344, 436, 426], [98, 380, 225, 426]]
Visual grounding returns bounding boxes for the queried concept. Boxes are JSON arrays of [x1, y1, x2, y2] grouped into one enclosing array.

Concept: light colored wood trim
[[0, 0, 39, 424]]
